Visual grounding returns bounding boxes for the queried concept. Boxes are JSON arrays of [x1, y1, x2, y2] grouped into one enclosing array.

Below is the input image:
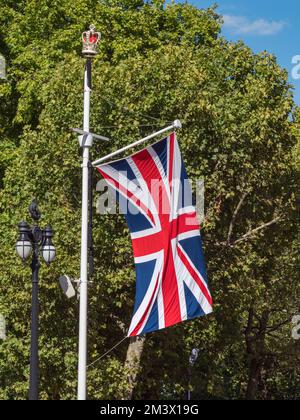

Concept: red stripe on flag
[[97, 167, 156, 226], [177, 245, 213, 307], [162, 245, 182, 327], [132, 149, 170, 217]]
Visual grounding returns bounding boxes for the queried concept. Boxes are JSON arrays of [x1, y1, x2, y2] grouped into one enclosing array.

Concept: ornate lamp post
[[16, 200, 56, 400]]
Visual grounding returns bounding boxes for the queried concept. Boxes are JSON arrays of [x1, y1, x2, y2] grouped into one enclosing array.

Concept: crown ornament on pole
[[82, 24, 100, 58]]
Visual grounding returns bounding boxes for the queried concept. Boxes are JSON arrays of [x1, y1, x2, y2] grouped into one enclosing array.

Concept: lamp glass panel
[[16, 240, 32, 260], [42, 245, 56, 264]]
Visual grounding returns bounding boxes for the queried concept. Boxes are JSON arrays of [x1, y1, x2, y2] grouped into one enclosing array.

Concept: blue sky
[[188, 0, 300, 104]]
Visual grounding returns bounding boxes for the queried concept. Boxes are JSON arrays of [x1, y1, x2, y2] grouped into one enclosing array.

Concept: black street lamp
[[16, 200, 56, 400]]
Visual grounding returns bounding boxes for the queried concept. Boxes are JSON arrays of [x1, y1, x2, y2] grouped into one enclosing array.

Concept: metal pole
[[187, 365, 191, 401], [77, 58, 92, 400], [92, 120, 182, 166], [29, 242, 40, 400]]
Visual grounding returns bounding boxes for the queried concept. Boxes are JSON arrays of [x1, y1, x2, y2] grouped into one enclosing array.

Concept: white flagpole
[[77, 25, 101, 401], [77, 57, 91, 401], [92, 120, 182, 166]]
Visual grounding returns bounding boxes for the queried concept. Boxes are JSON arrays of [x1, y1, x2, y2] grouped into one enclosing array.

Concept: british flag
[[96, 133, 213, 337]]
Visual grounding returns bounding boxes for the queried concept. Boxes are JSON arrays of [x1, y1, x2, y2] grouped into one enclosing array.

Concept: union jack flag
[[96, 133, 212, 337]]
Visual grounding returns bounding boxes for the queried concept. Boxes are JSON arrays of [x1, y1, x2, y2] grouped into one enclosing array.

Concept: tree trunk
[[245, 358, 264, 400], [123, 335, 146, 400], [245, 308, 269, 400]]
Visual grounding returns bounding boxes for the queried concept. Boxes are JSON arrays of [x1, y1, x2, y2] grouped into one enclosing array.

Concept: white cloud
[[223, 14, 287, 36]]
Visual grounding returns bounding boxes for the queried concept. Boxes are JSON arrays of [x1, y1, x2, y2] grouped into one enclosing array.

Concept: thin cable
[[87, 336, 128, 368], [101, 96, 172, 125], [96, 123, 164, 130]]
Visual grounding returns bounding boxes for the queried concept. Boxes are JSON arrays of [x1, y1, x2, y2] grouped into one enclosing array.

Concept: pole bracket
[[71, 128, 110, 148], [78, 134, 93, 148]]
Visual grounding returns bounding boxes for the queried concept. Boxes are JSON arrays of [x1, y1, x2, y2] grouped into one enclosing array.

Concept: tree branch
[[227, 192, 248, 245], [266, 318, 292, 334], [233, 217, 281, 245], [216, 216, 281, 248]]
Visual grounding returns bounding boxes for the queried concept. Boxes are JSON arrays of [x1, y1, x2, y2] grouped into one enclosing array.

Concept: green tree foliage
[[0, 0, 299, 400]]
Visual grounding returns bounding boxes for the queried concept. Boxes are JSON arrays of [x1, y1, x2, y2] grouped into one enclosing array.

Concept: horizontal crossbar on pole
[[71, 128, 110, 142], [92, 120, 182, 166]]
